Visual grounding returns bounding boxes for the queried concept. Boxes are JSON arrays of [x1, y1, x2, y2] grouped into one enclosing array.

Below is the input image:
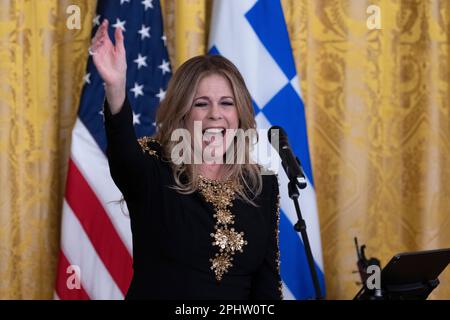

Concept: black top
[[104, 97, 283, 300]]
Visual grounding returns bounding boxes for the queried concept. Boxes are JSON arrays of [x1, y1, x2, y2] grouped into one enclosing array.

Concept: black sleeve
[[104, 96, 158, 201], [250, 175, 283, 300]]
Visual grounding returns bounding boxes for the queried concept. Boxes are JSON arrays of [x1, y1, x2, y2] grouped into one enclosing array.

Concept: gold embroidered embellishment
[[211, 227, 246, 252], [198, 175, 247, 281], [137, 136, 160, 158], [210, 253, 233, 281], [274, 176, 283, 299], [214, 209, 234, 225]]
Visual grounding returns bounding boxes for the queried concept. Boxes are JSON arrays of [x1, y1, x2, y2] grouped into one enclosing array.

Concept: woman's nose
[[208, 103, 223, 120]]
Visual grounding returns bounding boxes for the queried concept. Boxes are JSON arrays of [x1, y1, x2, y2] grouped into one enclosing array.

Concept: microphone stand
[[286, 157, 323, 300]]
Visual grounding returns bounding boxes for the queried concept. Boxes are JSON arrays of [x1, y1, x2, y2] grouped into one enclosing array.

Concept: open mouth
[[202, 127, 225, 136], [202, 127, 226, 145]]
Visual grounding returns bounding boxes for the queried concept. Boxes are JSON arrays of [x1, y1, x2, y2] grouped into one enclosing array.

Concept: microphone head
[[268, 125, 287, 145]]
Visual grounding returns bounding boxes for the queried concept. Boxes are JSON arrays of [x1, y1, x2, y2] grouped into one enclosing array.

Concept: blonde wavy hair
[[153, 55, 262, 205]]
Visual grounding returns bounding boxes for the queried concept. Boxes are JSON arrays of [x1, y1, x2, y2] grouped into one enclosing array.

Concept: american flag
[[55, 0, 171, 299]]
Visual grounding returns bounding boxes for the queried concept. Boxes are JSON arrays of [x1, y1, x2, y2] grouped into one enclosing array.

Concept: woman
[[91, 19, 282, 300]]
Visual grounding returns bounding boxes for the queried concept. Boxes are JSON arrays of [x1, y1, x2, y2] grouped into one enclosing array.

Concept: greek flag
[[209, 0, 326, 299]]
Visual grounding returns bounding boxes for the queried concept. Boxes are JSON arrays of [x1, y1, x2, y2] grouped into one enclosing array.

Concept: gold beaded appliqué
[[275, 192, 283, 299], [137, 136, 160, 158], [197, 176, 247, 282]]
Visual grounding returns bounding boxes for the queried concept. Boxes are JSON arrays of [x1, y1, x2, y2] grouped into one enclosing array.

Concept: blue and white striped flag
[[209, 0, 326, 300]]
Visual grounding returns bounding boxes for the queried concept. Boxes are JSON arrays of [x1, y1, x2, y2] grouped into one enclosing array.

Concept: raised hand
[[91, 19, 127, 113]]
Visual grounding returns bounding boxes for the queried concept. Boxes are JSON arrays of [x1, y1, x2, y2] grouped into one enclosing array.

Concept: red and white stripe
[[55, 120, 133, 300]]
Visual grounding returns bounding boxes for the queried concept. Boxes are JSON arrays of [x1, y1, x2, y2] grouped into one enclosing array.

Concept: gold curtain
[[290, 0, 450, 299], [161, 0, 210, 69], [0, 0, 96, 299], [1, 0, 449, 299]]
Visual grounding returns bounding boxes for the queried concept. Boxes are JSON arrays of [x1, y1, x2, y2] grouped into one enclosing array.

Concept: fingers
[[90, 19, 109, 53], [114, 27, 125, 53], [92, 20, 106, 42]]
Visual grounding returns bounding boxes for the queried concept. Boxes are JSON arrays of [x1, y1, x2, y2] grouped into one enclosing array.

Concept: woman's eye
[[222, 101, 234, 106], [194, 102, 208, 107]]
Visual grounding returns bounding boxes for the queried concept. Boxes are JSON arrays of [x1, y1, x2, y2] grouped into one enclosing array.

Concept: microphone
[[267, 125, 307, 189], [268, 126, 322, 299]]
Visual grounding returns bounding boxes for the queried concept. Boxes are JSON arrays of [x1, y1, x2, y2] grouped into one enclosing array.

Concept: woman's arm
[[104, 96, 151, 200], [250, 175, 283, 300], [91, 19, 127, 114], [92, 19, 156, 201]]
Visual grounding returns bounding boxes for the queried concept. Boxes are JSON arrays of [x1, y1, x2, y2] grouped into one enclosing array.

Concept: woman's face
[[184, 73, 239, 163]]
